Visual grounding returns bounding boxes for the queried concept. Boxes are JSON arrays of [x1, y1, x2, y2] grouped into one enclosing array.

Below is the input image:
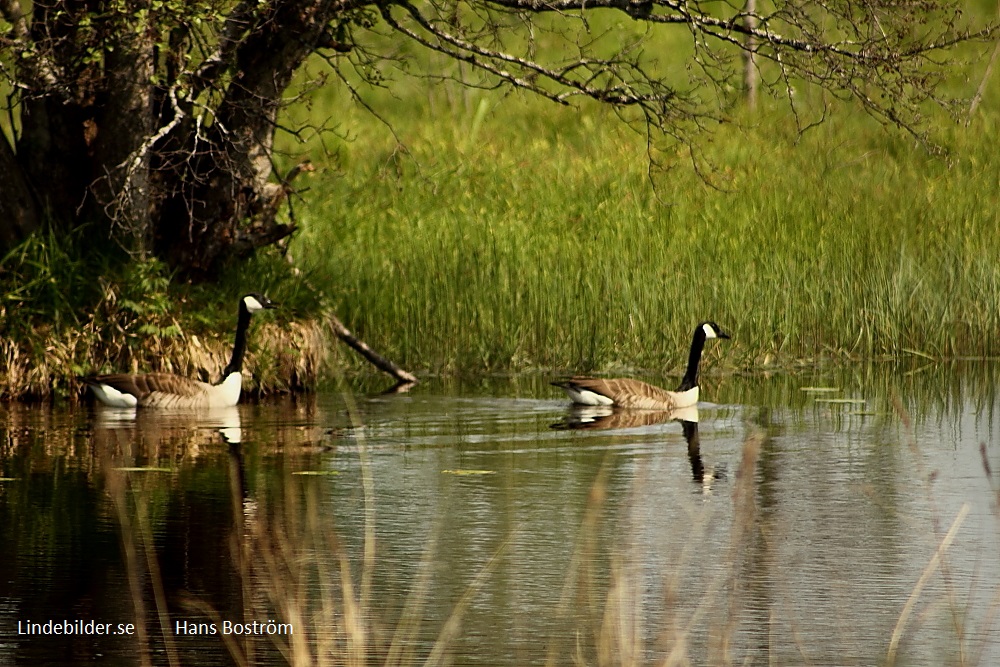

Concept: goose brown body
[[84, 372, 242, 409], [552, 321, 729, 409], [552, 376, 697, 410]]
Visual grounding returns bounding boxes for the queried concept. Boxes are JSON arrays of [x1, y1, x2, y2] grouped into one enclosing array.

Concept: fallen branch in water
[[326, 314, 418, 386]]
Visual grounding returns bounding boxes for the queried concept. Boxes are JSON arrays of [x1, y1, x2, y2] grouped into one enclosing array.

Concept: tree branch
[[327, 314, 419, 385], [382, 1, 682, 106], [376, 0, 994, 151], [0, 0, 63, 92]]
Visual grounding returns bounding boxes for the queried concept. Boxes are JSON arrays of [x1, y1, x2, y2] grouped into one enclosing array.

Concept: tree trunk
[[0, 132, 40, 247], [89, 6, 156, 255], [744, 0, 758, 110], [149, 1, 338, 278], [0, 0, 336, 279], [15, 0, 98, 232], [17, 96, 94, 230]]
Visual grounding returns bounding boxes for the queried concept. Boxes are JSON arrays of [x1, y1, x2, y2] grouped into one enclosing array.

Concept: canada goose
[[552, 321, 730, 410], [80, 294, 277, 409]]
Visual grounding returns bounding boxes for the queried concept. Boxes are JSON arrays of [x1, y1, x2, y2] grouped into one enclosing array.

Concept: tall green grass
[[289, 83, 1000, 374]]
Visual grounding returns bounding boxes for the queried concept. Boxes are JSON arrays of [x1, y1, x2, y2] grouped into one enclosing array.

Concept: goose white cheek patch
[[702, 323, 717, 339], [244, 295, 264, 312]]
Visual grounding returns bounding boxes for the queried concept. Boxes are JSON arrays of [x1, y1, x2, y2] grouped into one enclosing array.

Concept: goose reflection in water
[[92, 403, 257, 528], [92, 404, 243, 454], [551, 404, 726, 492]]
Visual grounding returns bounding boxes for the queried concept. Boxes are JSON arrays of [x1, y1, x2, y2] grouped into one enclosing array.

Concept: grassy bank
[[0, 235, 331, 400], [289, 78, 1000, 375]]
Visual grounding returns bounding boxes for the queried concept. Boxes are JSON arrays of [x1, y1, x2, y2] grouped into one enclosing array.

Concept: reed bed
[[291, 85, 1000, 375]]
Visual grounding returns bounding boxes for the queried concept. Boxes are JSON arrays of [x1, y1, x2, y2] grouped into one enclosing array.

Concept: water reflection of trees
[[0, 399, 334, 666]]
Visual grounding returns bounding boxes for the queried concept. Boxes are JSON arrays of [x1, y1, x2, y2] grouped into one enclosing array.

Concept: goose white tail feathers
[[81, 293, 277, 409], [553, 321, 729, 410]]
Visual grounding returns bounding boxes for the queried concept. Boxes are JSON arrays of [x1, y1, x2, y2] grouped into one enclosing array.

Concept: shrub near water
[[0, 235, 328, 399], [292, 90, 1000, 374]]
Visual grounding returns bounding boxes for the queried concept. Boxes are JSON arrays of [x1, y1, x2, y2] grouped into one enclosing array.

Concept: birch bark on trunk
[[744, 0, 758, 111]]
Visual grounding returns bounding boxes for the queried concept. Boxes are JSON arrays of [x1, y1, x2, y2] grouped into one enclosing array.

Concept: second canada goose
[[80, 294, 277, 409], [552, 321, 730, 410]]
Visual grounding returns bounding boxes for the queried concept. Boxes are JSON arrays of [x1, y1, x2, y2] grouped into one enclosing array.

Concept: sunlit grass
[[290, 86, 1000, 374]]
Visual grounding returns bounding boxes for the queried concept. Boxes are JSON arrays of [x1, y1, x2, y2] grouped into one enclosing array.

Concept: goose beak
[[717, 329, 731, 339], [244, 293, 279, 311], [257, 295, 279, 309]]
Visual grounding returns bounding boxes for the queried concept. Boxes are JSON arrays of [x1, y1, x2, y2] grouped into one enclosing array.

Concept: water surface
[[1, 367, 998, 666]]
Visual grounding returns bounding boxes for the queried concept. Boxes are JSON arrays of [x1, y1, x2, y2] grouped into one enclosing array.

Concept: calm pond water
[[1, 366, 999, 666]]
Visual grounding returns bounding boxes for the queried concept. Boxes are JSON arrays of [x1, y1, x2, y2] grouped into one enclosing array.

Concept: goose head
[[699, 321, 730, 340], [242, 293, 279, 314]]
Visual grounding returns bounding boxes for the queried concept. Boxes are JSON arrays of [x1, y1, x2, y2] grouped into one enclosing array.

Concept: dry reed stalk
[[885, 503, 970, 665], [597, 552, 643, 667], [888, 395, 998, 666], [544, 463, 610, 667], [422, 538, 511, 667], [106, 466, 154, 667], [133, 489, 181, 667], [707, 428, 764, 667], [384, 534, 438, 667]]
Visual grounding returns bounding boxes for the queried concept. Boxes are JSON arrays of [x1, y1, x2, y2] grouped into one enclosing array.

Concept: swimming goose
[[552, 321, 730, 410], [81, 294, 277, 409]]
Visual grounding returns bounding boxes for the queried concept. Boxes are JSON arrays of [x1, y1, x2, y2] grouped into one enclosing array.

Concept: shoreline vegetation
[[290, 86, 1000, 377], [4, 56, 1000, 399]]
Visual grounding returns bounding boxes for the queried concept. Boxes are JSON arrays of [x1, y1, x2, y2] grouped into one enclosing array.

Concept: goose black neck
[[676, 327, 706, 392], [683, 420, 703, 482], [222, 304, 252, 378]]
